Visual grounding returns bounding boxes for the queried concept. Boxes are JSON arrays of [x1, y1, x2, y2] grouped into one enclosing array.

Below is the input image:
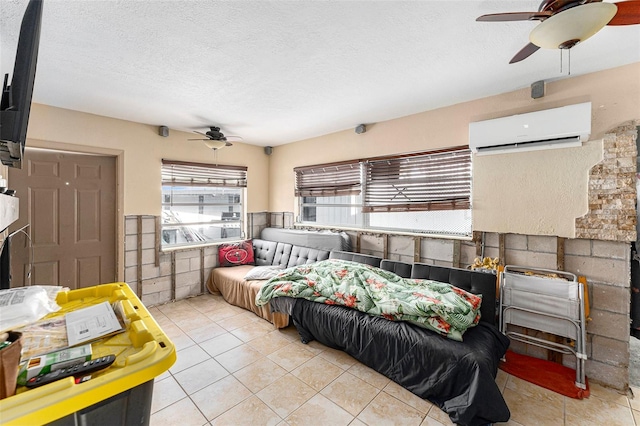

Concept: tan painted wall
[[268, 62, 640, 238], [24, 104, 270, 215]]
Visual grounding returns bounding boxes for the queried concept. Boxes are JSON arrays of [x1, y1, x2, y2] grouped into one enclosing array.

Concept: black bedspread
[[290, 298, 510, 426]]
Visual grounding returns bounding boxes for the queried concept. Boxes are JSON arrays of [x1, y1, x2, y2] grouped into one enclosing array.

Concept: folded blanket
[[256, 259, 482, 341]]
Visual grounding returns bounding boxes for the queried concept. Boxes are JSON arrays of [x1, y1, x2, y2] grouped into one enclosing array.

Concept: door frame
[[22, 139, 125, 283]]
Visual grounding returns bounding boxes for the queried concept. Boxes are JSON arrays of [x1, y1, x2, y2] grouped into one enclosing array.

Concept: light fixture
[[204, 140, 228, 150], [529, 3, 617, 50]]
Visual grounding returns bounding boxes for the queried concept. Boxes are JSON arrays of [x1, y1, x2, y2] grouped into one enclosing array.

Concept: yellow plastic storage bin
[[0, 283, 176, 425]]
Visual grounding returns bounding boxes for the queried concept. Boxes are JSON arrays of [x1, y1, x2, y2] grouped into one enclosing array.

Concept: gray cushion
[[329, 250, 382, 267], [287, 246, 330, 268], [252, 239, 278, 266]]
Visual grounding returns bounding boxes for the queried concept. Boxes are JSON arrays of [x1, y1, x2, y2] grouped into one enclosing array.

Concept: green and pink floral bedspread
[[256, 259, 482, 341]]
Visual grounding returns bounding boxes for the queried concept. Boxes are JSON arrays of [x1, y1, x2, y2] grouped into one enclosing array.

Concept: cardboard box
[[17, 344, 92, 386]]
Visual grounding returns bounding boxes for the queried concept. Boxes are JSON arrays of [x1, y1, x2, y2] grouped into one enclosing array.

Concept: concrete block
[[125, 217, 137, 236], [587, 309, 630, 341], [204, 254, 217, 269], [591, 283, 630, 314], [141, 264, 160, 280], [176, 283, 201, 300], [460, 243, 477, 268], [360, 234, 384, 253], [503, 249, 557, 270], [421, 238, 453, 262], [126, 281, 138, 296], [527, 235, 557, 253], [565, 239, 591, 256], [125, 250, 137, 268], [416, 257, 435, 266], [585, 359, 627, 390], [175, 270, 200, 287], [592, 240, 630, 260], [175, 249, 201, 260], [505, 234, 527, 250], [125, 266, 137, 283], [125, 235, 137, 251], [565, 254, 629, 287], [142, 217, 156, 234], [591, 335, 629, 366], [388, 235, 414, 258], [142, 276, 172, 295], [141, 234, 155, 250], [141, 248, 155, 265], [190, 257, 202, 271], [175, 258, 191, 274], [160, 259, 172, 276], [484, 233, 499, 248]]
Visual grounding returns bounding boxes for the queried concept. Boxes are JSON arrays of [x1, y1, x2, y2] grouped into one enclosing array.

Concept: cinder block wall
[[123, 211, 631, 391]]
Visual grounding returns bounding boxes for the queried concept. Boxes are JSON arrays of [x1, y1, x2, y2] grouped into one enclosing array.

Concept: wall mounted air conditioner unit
[[468, 102, 591, 155]]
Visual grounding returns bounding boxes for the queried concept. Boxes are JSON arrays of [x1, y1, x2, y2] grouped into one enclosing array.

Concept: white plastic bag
[[0, 286, 64, 333]]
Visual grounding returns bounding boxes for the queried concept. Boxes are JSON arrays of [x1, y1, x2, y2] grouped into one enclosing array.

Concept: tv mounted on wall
[[0, 0, 43, 169]]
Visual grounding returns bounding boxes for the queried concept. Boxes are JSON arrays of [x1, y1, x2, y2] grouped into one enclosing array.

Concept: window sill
[[294, 223, 473, 241], [160, 239, 247, 254]]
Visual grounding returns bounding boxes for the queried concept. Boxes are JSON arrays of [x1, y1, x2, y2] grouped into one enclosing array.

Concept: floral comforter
[[256, 259, 482, 340]]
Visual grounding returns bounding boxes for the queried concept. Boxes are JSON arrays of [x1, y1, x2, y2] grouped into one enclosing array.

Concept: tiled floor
[[149, 294, 640, 426]]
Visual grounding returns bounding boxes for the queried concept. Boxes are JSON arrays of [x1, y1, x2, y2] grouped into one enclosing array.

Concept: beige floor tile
[[215, 343, 264, 372], [232, 320, 276, 342], [160, 323, 196, 351], [357, 391, 425, 426], [277, 325, 302, 342], [216, 312, 258, 331], [633, 409, 640, 424], [496, 369, 509, 392], [234, 358, 288, 393], [191, 375, 253, 420], [173, 313, 214, 333], [157, 300, 193, 316], [200, 332, 243, 357], [420, 414, 449, 426], [256, 374, 317, 418], [318, 347, 358, 370], [150, 396, 207, 426], [565, 394, 635, 426], [151, 376, 187, 414], [502, 387, 563, 426], [347, 363, 390, 390], [383, 381, 433, 414], [291, 355, 345, 391], [631, 392, 640, 412], [205, 306, 243, 322], [268, 342, 316, 371], [185, 321, 227, 343], [321, 372, 379, 416], [169, 344, 211, 374], [248, 331, 293, 355], [292, 338, 327, 355], [211, 395, 281, 426], [588, 382, 630, 407], [173, 357, 229, 394], [425, 407, 454, 425], [286, 394, 354, 426], [349, 419, 367, 426]]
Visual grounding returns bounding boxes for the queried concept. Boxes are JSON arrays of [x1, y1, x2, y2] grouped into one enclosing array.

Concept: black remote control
[[26, 354, 116, 388]]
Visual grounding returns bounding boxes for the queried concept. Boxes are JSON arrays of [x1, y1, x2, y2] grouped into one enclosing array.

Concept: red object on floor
[[499, 350, 590, 399]]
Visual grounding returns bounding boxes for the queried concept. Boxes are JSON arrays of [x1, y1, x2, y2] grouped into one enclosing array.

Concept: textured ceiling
[[1, 0, 639, 146]]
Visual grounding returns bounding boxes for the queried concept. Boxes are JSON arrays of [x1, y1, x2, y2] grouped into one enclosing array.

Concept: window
[[295, 147, 472, 236], [161, 160, 247, 248]]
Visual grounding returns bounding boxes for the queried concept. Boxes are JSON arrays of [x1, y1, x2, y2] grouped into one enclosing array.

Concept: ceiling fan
[[477, 0, 640, 63], [188, 126, 242, 150]]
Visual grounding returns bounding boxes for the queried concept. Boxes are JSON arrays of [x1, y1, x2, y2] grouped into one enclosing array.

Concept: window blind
[[294, 161, 361, 197], [162, 160, 247, 188], [363, 149, 471, 212]]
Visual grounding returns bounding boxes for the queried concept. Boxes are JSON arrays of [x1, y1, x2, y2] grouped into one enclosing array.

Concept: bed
[[258, 257, 511, 426]]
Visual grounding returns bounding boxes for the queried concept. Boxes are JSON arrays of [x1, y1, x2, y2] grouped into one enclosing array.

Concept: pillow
[[218, 240, 255, 267], [243, 265, 285, 280]]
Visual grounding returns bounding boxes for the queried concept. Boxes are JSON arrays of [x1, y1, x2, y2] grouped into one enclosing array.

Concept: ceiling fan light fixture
[[204, 140, 228, 150], [529, 2, 618, 49]]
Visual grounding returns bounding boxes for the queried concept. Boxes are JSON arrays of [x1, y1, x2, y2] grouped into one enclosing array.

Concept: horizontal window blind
[[162, 160, 247, 187], [363, 149, 471, 212], [295, 161, 361, 197]]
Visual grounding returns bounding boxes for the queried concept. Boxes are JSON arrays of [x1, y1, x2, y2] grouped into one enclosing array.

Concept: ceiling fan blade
[[476, 11, 552, 22], [509, 42, 541, 64], [188, 138, 209, 141], [609, 0, 640, 25], [193, 130, 208, 136], [225, 142, 233, 147]]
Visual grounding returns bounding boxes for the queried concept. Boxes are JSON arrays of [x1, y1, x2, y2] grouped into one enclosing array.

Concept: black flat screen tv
[[0, 0, 43, 169]]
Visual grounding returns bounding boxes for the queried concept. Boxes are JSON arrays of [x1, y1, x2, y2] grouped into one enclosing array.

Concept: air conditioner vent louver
[[469, 103, 591, 155]]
